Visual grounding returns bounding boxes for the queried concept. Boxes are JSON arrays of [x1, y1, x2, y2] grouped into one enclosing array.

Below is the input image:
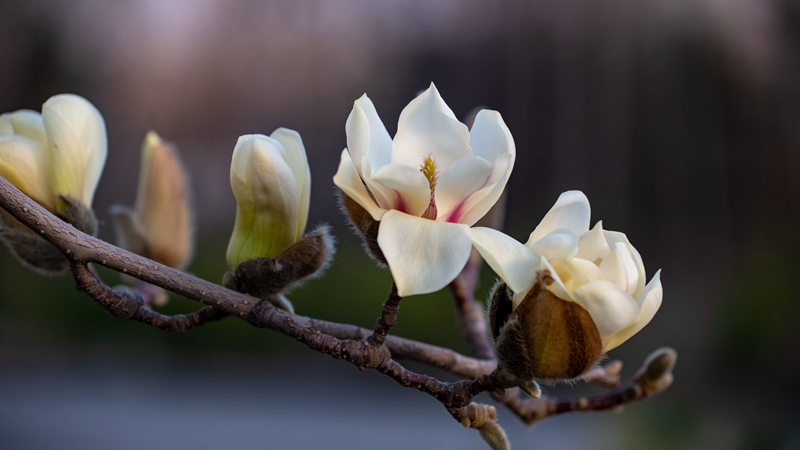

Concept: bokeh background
[[2, 0, 800, 449]]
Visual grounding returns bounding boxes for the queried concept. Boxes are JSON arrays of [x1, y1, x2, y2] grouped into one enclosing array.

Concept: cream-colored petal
[[604, 230, 646, 298], [270, 128, 311, 240], [552, 257, 603, 291], [434, 155, 496, 223], [0, 110, 46, 146], [0, 135, 54, 209], [525, 190, 591, 248], [529, 229, 579, 261], [378, 210, 472, 297], [392, 83, 471, 172], [571, 280, 640, 338], [599, 242, 640, 296], [603, 270, 662, 351], [369, 163, 431, 217], [332, 149, 387, 221], [540, 255, 572, 306], [346, 95, 393, 176], [470, 227, 539, 294], [576, 221, 609, 262], [42, 94, 107, 210]]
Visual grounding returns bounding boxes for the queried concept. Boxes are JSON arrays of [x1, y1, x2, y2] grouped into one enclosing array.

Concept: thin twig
[[448, 255, 494, 360]]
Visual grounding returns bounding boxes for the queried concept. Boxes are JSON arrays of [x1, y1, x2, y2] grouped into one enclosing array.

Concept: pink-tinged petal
[[576, 221, 609, 262], [599, 242, 640, 296], [470, 227, 539, 295], [604, 230, 646, 298], [378, 210, 472, 297], [469, 110, 515, 169], [529, 229, 579, 261], [435, 156, 495, 223], [525, 191, 591, 248], [444, 153, 512, 226], [368, 163, 431, 217], [570, 280, 640, 338], [332, 149, 387, 221], [345, 94, 393, 176], [392, 83, 471, 171], [540, 255, 572, 305], [603, 270, 662, 351]]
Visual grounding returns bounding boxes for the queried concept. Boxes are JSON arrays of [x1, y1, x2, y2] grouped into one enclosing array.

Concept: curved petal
[[529, 229, 579, 261], [571, 280, 640, 338], [599, 242, 640, 296], [435, 155, 496, 223], [0, 135, 54, 209], [368, 163, 431, 217], [540, 255, 572, 305], [525, 190, 591, 248], [576, 221, 609, 262], [270, 128, 311, 240], [392, 83, 471, 172], [552, 257, 603, 291], [378, 210, 473, 297], [604, 230, 646, 298], [332, 149, 387, 221], [603, 270, 662, 351], [345, 94, 393, 175], [42, 94, 107, 210], [456, 153, 513, 226], [0, 110, 47, 146], [470, 227, 539, 294], [469, 110, 515, 168]]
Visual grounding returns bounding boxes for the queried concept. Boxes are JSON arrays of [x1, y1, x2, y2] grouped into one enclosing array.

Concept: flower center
[[420, 153, 438, 220]]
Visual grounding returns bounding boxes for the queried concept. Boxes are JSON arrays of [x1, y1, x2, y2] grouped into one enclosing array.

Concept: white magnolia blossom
[[471, 191, 662, 352], [333, 83, 515, 297], [226, 130, 311, 269], [0, 94, 107, 214]]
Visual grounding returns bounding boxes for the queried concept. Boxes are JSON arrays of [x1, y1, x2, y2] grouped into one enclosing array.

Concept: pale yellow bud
[[0, 110, 56, 211], [226, 130, 311, 269]]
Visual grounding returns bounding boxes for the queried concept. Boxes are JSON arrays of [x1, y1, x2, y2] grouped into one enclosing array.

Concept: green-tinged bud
[[226, 130, 310, 269], [489, 272, 603, 388], [337, 188, 386, 266]]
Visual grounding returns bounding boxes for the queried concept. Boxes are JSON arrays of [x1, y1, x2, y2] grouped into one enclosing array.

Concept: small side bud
[[337, 189, 386, 266], [0, 208, 68, 274], [477, 420, 510, 450], [637, 347, 677, 394], [223, 225, 335, 313]]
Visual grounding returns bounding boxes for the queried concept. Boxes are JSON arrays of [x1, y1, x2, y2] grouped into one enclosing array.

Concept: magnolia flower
[[226, 130, 311, 269], [333, 83, 515, 297], [473, 190, 662, 354], [0, 94, 107, 214]]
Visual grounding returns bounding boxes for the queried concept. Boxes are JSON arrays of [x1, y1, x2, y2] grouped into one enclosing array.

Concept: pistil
[[420, 154, 439, 220]]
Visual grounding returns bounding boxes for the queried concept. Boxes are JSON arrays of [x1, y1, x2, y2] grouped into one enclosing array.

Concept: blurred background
[[1, 0, 800, 448]]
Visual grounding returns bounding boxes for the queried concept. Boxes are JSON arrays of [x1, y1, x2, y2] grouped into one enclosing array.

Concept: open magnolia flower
[[0, 94, 107, 214], [334, 83, 515, 297], [473, 191, 662, 380]]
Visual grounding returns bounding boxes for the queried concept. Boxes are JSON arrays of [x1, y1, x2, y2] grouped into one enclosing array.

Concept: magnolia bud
[[226, 131, 310, 268], [489, 272, 603, 386], [337, 188, 386, 266]]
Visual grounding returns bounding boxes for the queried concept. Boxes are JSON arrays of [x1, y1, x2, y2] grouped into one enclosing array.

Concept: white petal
[[603, 270, 662, 351], [0, 110, 47, 146], [345, 94, 393, 175], [525, 191, 591, 248], [0, 135, 54, 208], [457, 153, 513, 226], [369, 163, 431, 217], [270, 128, 311, 241], [576, 221, 609, 262], [378, 210, 472, 297], [599, 242, 640, 296], [42, 94, 107, 209], [571, 280, 640, 338], [470, 227, 539, 294], [469, 110, 515, 168], [435, 155, 497, 223], [604, 230, 646, 298], [392, 83, 471, 172], [332, 149, 387, 220], [552, 258, 603, 291], [529, 229, 579, 261], [540, 255, 571, 304]]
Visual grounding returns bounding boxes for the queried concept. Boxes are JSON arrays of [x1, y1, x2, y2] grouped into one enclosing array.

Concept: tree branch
[[448, 255, 494, 360]]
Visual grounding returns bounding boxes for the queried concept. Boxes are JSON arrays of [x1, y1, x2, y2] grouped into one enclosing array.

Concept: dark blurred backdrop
[[2, 1, 800, 449]]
